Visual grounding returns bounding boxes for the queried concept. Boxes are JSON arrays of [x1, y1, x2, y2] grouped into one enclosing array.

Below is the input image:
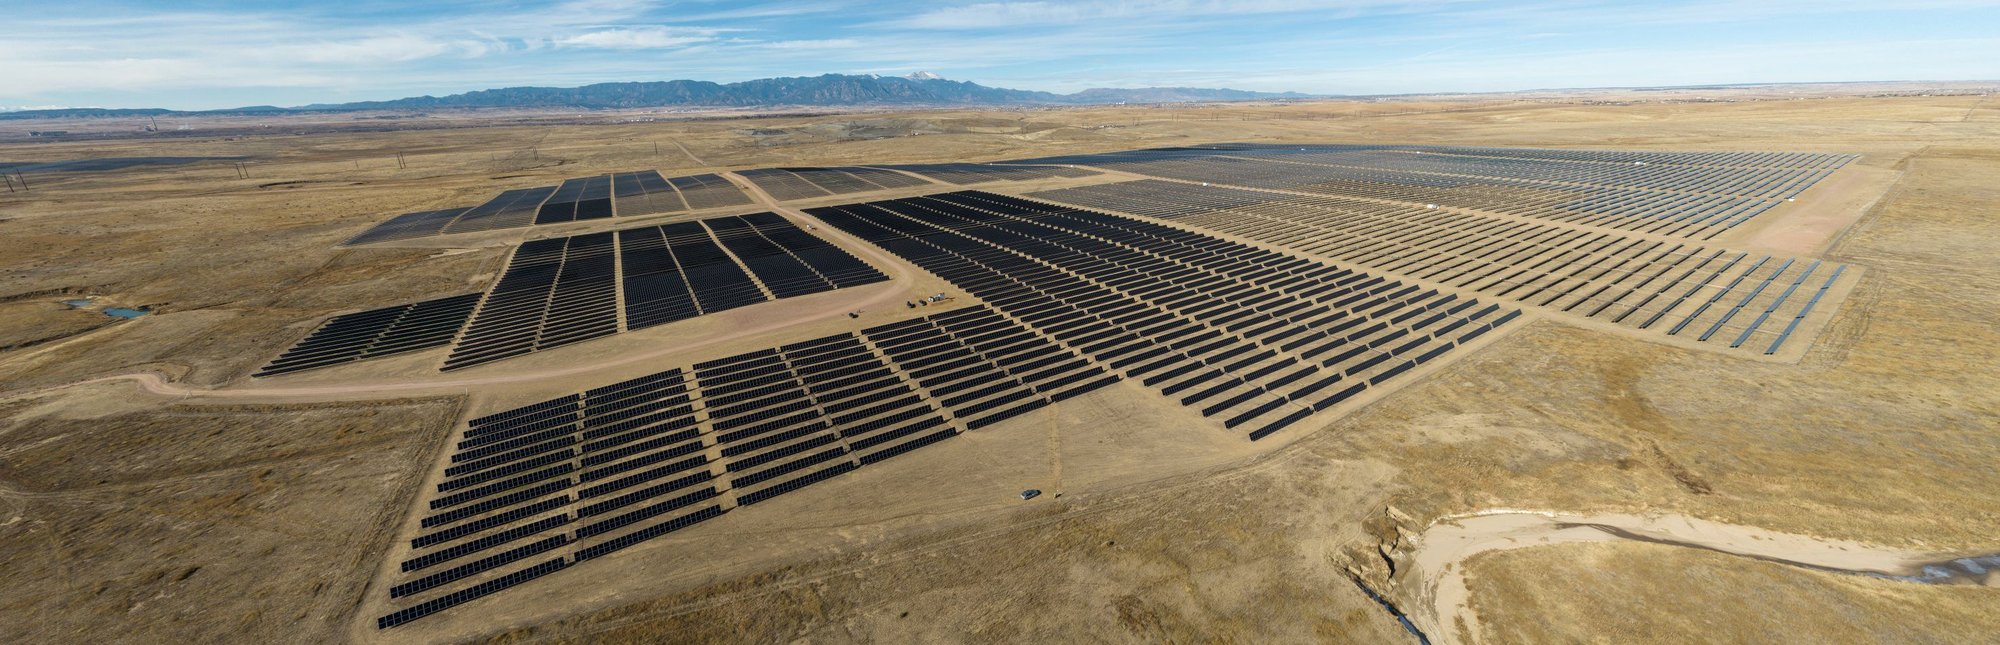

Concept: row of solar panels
[[261, 213, 888, 376], [812, 191, 1521, 438], [735, 166, 932, 201], [377, 301, 1123, 628], [992, 144, 1850, 238], [1027, 179, 1847, 355], [350, 163, 1102, 246], [345, 171, 752, 245], [1002, 143, 1853, 171]]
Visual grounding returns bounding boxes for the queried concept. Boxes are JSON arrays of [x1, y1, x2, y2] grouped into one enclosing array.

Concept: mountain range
[[1, 73, 1313, 120]]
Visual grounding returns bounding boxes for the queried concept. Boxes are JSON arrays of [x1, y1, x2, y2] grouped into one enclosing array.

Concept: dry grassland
[[1464, 541, 1997, 644], [1, 94, 1995, 643]]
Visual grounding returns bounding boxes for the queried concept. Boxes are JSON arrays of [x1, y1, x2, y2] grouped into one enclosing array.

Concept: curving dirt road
[[1405, 510, 1977, 645]]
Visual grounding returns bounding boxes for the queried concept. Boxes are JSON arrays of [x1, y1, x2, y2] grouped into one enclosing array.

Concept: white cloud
[[890, 0, 1437, 29], [1429, 0, 2000, 29], [0, 3, 743, 106], [287, 35, 505, 64], [668, 1, 855, 22], [755, 39, 861, 50], [554, 27, 722, 50], [9, 57, 338, 95], [1125, 36, 2000, 95]]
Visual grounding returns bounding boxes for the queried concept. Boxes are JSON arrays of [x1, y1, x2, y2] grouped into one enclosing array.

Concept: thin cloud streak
[[553, 27, 729, 50], [886, 0, 1446, 29]]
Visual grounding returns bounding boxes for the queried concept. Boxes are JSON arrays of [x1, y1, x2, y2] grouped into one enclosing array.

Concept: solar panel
[[372, 144, 1857, 628]]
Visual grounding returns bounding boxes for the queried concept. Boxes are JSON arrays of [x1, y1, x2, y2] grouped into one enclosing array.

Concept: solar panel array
[[375, 189, 1533, 629], [367, 143, 1863, 628], [617, 221, 763, 331], [446, 233, 622, 370], [671, 173, 755, 210], [1028, 179, 1848, 355], [534, 176, 616, 224], [620, 213, 888, 331], [256, 293, 481, 376], [866, 163, 1101, 185], [343, 209, 471, 245], [345, 172, 753, 245], [1389, 146, 1852, 168], [737, 167, 934, 201], [1002, 144, 1854, 239], [610, 170, 686, 217], [810, 190, 1521, 438], [709, 212, 891, 299], [444, 213, 888, 370], [447, 187, 561, 234], [376, 305, 1125, 628]]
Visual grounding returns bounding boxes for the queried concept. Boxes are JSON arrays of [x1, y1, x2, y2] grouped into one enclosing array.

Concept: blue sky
[[4, 0, 1997, 110]]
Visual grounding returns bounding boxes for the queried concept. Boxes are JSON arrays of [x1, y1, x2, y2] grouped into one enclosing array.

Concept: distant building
[[28, 131, 68, 137]]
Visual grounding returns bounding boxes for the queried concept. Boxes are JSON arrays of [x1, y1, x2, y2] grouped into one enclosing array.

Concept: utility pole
[[3, 174, 14, 193], [15, 172, 28, 191]]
